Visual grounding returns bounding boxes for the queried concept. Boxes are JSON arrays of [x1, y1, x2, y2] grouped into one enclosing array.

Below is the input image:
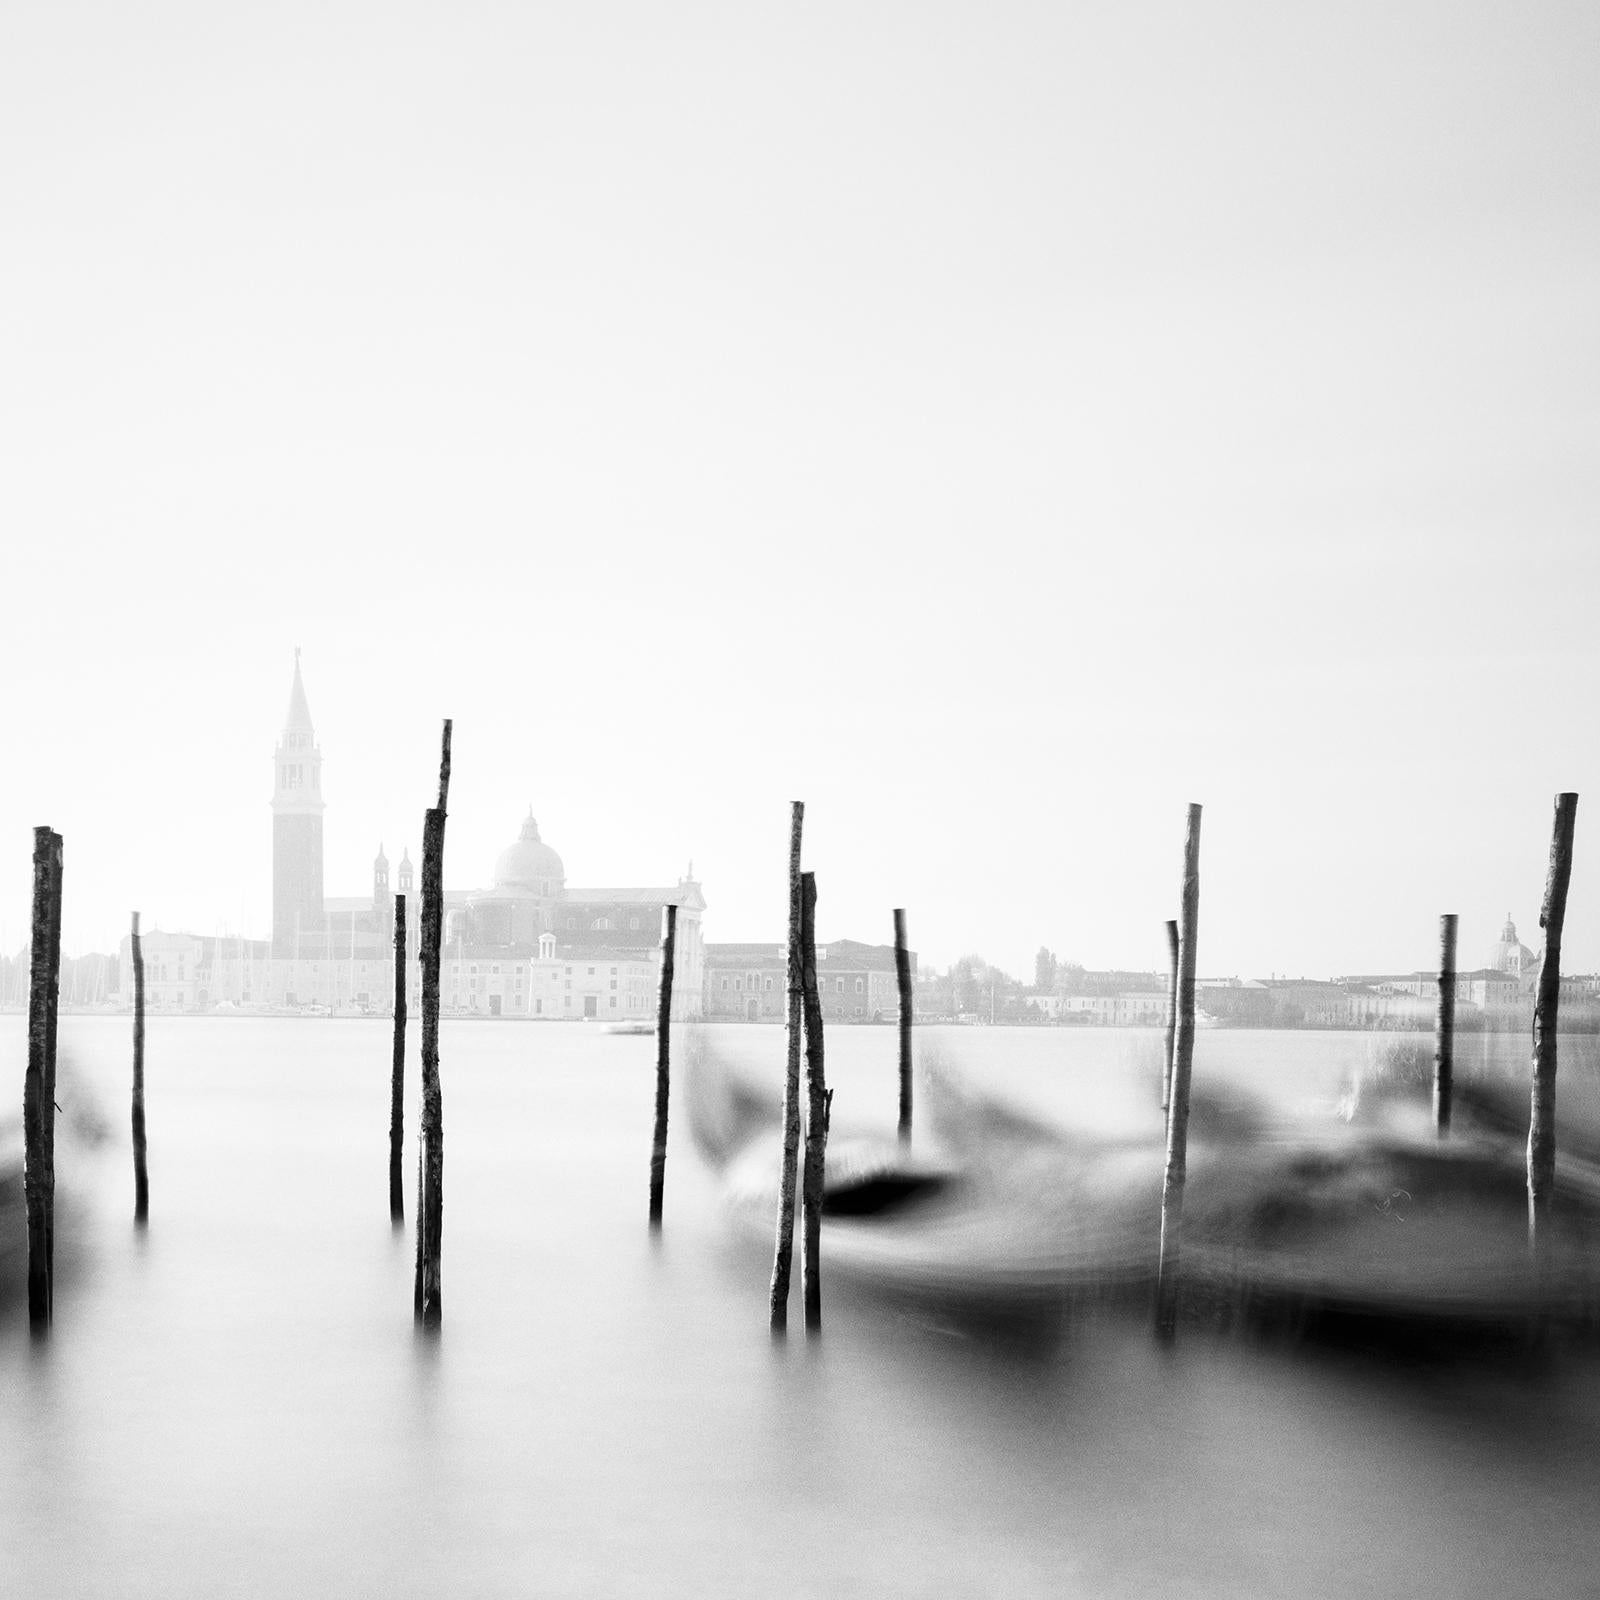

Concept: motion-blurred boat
[[686, 1041, 1600, 1327]]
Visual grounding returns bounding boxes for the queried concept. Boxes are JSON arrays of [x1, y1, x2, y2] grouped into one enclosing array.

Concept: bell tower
[[373, 843, 392, 924], [272, 649, 326, 956]]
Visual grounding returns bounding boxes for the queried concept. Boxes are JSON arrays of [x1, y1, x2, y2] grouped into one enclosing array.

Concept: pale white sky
[[2, 1, 1597, 980]]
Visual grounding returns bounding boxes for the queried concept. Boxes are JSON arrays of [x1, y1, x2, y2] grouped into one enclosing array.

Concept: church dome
[[1489, 914, 1536, 975], [492, 811, 564, 896]]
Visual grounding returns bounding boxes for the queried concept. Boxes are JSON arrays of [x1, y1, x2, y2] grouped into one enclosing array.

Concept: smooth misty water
[[4, 1018, 1600, 1599]]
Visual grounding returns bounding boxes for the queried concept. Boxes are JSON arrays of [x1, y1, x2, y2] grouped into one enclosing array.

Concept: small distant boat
[[601, 1019, 655, 1036]]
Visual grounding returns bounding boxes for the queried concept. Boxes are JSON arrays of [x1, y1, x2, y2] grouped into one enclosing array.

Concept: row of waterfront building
[[92, 929, 913, 1023], [31, 916, 1600, 1031], [1017, 918, 1600, 1029], [68, 931, 1600, 1029]]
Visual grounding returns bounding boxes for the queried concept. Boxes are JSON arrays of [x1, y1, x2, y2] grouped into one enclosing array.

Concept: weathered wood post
[[894, 908, 913, 1143], [648, 903, 678, 1228], [414, 721, 451, 1326], [769, 801, 805, 1333], [389, 892, 407, 1225], [24, 827, 64, 1330], [799, 872, 832, 1333], [1161, 918, 1179, 1114], [1433, 913, 1458, 1136], [1528, 792, 1578, 1255], [1155, 804, 1201, 1340], [132, 910, 149, 1223]]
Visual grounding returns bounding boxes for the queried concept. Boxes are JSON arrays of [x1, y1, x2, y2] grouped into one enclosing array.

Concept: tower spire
[[272, 652, 326, 957], [283, 649, 315, 741]]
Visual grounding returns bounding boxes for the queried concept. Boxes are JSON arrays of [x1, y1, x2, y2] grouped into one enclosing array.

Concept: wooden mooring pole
[[769, 801, 805, 1333], [1161, 918, 1179, 1114], [1529, 792, 1578, 1256], [389, 892, 407, 1225], [414, 721, 451, 1326], [24, 827, 64, 1330], [648, 903, 678, 1228], [1434, 913, 1458, 1137], [799, 872, 831, 1334], [132, 910, 149, 1223], [893, 908, 913, 1143], [1155, 805, 1201, 1340]]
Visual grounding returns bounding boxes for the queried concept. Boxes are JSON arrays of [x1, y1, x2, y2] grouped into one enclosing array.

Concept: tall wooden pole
[[893, 908, 913, 1143], [415, 720, 451, 1326], [648, 903, 678, 1228], [1155, 804, 1201, 1340], [1433, 913, 1458, 1136], [799, 872, 831, 1333], [769, 801, 805, 1333], [132, 910, 149, 1223], [1161, 918, 1179, 1114], [1528, 792, 1578, 1254], [389, 892, 407, 1225], [24, 827, 63, 1330]]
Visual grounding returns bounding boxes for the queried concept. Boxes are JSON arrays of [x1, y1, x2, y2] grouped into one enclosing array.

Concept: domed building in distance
[[444, 810, 705, 1021], [1488, 914, 1539, 985], [461, 812, 566, 948], [174, 655, 704, 1018]]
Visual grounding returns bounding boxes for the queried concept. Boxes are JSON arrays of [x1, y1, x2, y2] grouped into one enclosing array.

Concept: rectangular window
[[855, 979, 864, 994], [836, 978, 844, 993]]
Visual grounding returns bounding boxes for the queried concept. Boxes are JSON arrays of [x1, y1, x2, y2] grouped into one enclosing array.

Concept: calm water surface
[[3, 1018, 1600, 1599]]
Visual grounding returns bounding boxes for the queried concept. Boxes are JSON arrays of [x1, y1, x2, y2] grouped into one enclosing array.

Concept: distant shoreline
[[6, 1007, 1595, 1035]]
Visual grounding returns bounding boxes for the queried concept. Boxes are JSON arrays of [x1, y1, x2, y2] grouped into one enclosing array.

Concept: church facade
[[121, 656, 704, 1018]]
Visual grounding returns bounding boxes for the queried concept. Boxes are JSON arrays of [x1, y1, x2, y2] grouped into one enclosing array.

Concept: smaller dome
[[375, 842, 389, 869], [492, 810, 564, 896]]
